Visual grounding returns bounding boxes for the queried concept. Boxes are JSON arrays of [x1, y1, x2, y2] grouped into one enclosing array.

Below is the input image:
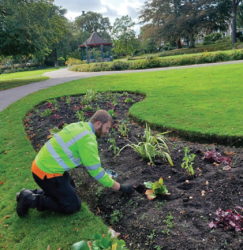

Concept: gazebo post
[[100, 44, 104, 62], [108, 45, 111, 58]]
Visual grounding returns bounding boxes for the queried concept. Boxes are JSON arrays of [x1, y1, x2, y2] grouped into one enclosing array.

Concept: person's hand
[[119, 184, 133, 194]]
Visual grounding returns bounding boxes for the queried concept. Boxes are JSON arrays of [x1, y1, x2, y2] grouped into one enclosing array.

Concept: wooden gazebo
[[78, 32, 113, 62]]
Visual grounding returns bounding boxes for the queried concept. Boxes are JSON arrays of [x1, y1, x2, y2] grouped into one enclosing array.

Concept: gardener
[[16, 110, 133, 217]]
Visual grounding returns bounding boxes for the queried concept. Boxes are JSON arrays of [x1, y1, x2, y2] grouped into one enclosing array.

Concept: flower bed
[[24, 91, 243, 250]]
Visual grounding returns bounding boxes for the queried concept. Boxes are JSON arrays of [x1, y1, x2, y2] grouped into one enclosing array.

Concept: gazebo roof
[[78, 32, 112, 47]]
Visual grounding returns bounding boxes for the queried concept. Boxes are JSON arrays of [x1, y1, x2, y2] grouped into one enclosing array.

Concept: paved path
[[0, 60, 243, 112]]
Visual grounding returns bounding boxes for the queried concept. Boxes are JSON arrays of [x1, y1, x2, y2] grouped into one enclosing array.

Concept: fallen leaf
[[0, 181, 5, 185], [47, 246, 50, 250], [199, 173, 203, 176], [4, 224, 9, 227], [73, 228, 78, 231], [96, 207, 101, 215], [26, 179, 29, 181], [4, 215, 10, 219], [213, 163, 219, 167], [124, 235, 129, 239], [47, 135, 52, 139], [224, 151, 237, 156]]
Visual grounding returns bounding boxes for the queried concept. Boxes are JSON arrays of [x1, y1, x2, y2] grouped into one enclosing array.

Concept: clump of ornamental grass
[[116, 124, 173, 165]]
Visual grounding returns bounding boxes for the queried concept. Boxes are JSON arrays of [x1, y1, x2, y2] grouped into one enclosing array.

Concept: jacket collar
[[88, 122, 95, 134]]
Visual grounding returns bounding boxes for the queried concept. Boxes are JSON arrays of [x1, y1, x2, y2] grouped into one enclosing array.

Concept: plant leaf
[[159, 178, 164, 185], [93, 233, 102, 240], [71, 241, 90, 250], [147, 194, 156, 200], [145, 189, 154, 195], [144, 181, 153, 189]]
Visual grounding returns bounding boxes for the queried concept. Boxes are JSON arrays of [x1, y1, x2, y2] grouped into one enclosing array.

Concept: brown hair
[[89, 110, 113, 124]]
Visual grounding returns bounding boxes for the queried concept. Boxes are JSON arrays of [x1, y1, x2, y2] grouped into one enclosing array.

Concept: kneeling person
[[16, 110, 133, 217]]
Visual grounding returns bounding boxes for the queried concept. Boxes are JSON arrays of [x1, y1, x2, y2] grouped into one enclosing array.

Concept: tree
[[112, 15, 137, 55], [233, 0, 243, 42], [0, 0, 69, 60], [139, 0, 231, 48], [75, 11, 111, 39]]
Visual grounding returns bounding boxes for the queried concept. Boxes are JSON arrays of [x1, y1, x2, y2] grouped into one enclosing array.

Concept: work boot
[[16, 189, 37, 217], [16, 188, 27, 202], [16, 189, 44, 202]]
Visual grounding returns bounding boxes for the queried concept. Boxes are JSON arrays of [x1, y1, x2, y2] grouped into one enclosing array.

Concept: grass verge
[[0, 67, 63, 91], [1, 63, 243, 249], [0, 76, 49, 91]]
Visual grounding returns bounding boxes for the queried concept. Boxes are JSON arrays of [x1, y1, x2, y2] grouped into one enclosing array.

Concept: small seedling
[[108, 109, 117, 118], [40, 109, 52, 117], [124, 97, 134, 103], [181, 146, 196, 175], [162, 212, 174, 235], [108, 137, 119, 155], [76, 111, 85, 121], [110, 210, 123, 224], [118, 121, 130, 137]]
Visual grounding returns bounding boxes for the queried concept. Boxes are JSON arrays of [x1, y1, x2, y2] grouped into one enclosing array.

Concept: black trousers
[[32, 171, 81, 214]]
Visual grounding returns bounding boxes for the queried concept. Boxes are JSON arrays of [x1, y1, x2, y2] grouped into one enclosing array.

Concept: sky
[[54, 0, 145, 35]]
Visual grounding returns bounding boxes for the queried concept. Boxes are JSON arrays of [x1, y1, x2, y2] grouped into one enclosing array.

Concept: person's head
[[89, 110, 113, 138]]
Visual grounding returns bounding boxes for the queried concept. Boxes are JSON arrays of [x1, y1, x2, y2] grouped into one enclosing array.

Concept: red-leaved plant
[[203, 150, 231, 165], [209, 206, 243, 232]]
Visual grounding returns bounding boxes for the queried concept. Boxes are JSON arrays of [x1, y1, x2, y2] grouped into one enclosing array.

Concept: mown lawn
[[1, 63, 243, 249], [0, 67, 63, 91]]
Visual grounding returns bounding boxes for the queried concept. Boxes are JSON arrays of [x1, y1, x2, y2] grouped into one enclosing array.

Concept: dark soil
[[24, 92, 243, 250]]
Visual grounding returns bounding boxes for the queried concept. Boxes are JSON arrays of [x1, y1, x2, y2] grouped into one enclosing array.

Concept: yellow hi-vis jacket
[[35, 121, 114, 188]]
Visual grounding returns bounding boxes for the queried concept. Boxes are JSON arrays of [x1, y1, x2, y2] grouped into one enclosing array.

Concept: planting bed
[[24, 92, 243, 250]]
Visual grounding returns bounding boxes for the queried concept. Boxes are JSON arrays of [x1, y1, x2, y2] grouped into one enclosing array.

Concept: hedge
[[70, 49, 243, 72]]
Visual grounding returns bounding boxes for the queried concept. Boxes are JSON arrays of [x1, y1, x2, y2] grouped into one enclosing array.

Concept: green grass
[[1, 63, 243, 249], [0, 67, 62, 91]]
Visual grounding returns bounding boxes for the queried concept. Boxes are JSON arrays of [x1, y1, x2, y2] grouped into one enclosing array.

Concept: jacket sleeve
[[77, 133, 114, 188]]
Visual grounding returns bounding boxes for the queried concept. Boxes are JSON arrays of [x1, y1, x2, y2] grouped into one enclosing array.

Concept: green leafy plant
[[144, 178, 169, 200], [83, 105, 92, 111], [108, 109, 117, 118], [49, 126, 60, 135], [40, 108, 52, 117], [66, 96, 73, 104], [83, 89, 97, 103], [117, 124, 173, 165], [162, 212, 174, 235], [108, 136, 119, 155], [181, 147, 196, 175], [121, 92, 129, 96], [76, 110, 85, 121], [124, 97, 134, 103], [110, 210, 123, 224], [118, 121, 130, 137], [72, 228, 128, 250]]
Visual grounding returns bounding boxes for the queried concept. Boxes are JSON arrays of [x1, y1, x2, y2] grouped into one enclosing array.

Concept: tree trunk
[[177, 39, 182, 49], [189, 33, 195, 48], [53, 48, 59, 67], [126, 40, 128, 55], [232, 0, 238, 44]]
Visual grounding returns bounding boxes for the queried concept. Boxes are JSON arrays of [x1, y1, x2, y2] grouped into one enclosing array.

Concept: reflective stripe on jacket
[[35, 122, 114, 188]]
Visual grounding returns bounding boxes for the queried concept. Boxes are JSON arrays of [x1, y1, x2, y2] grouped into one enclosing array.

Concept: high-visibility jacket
[[34, 121, 114, 188]]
